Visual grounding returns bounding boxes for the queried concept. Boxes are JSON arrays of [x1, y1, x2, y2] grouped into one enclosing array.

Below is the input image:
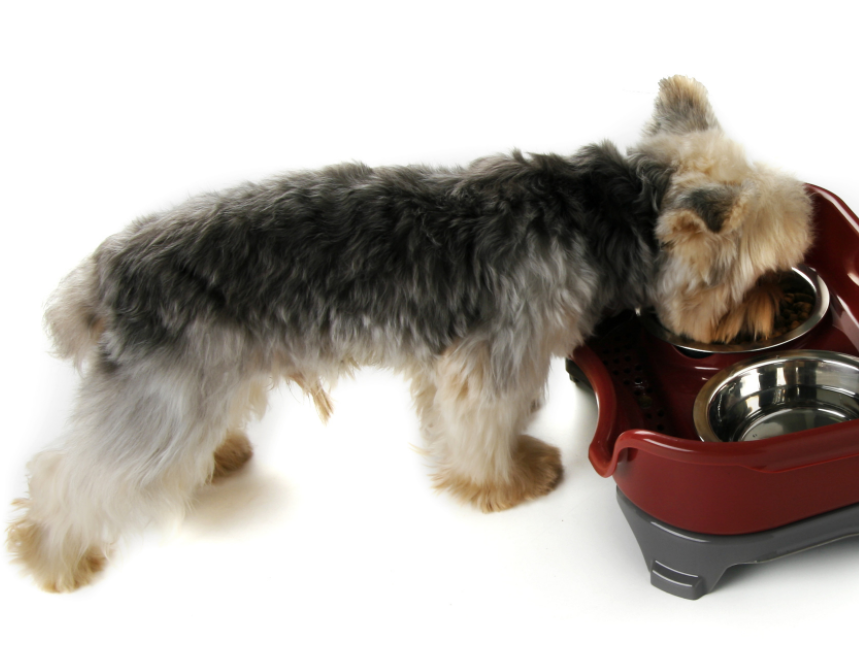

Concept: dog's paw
[[435, 434, 564, 512], [6, 508, 107, 592], [211, 431, 254, 481]]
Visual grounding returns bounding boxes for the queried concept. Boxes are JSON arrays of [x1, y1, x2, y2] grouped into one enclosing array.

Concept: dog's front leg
[[425, 341, 563, 512]]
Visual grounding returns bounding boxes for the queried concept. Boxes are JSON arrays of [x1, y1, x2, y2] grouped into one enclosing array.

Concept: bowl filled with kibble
[[637, 265, 829, 355]]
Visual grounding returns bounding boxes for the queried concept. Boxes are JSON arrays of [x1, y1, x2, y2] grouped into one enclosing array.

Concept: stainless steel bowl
[[638, 265, 829, 355], [694, 350, 859, 443]]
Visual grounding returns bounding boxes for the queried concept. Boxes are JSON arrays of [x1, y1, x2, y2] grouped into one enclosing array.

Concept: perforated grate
[[586, 318, 676, 436]]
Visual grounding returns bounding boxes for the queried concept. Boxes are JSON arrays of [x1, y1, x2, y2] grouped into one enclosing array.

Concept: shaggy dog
[[7, 76, 812, 591]]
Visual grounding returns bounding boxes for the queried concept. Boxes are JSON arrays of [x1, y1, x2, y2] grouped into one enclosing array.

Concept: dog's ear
[[656, 184, 745, 284], [677, 185, 739, 233], [645, 75, 720, 136]]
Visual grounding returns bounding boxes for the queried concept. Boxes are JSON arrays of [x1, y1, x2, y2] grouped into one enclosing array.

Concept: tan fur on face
[[656, 206, 738, 284], [639, 76, 813, 343], [653, 174, 812, 342]]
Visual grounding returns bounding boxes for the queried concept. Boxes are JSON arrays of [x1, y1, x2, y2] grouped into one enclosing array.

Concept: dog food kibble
[[771, 291, 813, 338]]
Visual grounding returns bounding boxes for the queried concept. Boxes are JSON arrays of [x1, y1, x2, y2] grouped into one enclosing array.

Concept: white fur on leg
[[424, 341, 562, 512], [7, 353, 264, 591]]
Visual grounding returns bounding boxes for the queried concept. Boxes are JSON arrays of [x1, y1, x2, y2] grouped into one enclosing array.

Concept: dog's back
[[47, 148, 663, 376]]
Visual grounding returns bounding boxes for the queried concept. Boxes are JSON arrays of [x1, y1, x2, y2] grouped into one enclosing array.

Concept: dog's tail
[[43, 256, 105, 370]]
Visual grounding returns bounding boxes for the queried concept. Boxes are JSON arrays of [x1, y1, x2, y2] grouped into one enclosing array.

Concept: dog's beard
[[711, 278, 784, 343]]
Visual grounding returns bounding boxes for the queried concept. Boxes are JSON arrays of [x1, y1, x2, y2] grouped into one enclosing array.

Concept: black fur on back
[[90, 142, 671, 364]]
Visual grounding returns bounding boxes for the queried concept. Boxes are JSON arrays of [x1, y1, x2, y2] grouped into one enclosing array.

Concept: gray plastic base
[[617, 488, 859, 599]]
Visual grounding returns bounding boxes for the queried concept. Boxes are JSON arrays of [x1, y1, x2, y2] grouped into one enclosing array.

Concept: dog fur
[[7, 76, 813, 591]]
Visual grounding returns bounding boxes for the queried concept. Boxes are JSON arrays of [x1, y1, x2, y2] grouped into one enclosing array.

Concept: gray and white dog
[[8, 76, 813, 591]]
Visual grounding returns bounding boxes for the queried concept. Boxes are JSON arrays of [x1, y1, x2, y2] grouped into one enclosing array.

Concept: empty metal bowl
[[694, 350, 859, 443], [638, 265, 829, 355]]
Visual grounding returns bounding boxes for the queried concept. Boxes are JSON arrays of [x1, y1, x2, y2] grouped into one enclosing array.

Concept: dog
[[7, 76, 813, 591]]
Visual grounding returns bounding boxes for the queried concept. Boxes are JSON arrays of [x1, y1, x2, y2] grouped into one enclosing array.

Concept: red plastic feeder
[[571, 185, 859, 598]]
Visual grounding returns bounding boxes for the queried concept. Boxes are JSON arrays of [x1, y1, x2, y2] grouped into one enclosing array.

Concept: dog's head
[[635, 76, 813, 343]]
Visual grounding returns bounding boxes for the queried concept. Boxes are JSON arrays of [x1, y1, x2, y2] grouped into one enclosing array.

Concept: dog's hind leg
[[210, 377, 270, 482], [7, 350, 258, 592], [426, 341, 563, 512]]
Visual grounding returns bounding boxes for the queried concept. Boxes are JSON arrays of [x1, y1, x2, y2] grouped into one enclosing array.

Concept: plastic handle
[[575, 344, 859, 477]]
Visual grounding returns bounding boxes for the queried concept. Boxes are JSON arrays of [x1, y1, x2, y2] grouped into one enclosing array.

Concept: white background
[[3, 1, 859, 650]]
